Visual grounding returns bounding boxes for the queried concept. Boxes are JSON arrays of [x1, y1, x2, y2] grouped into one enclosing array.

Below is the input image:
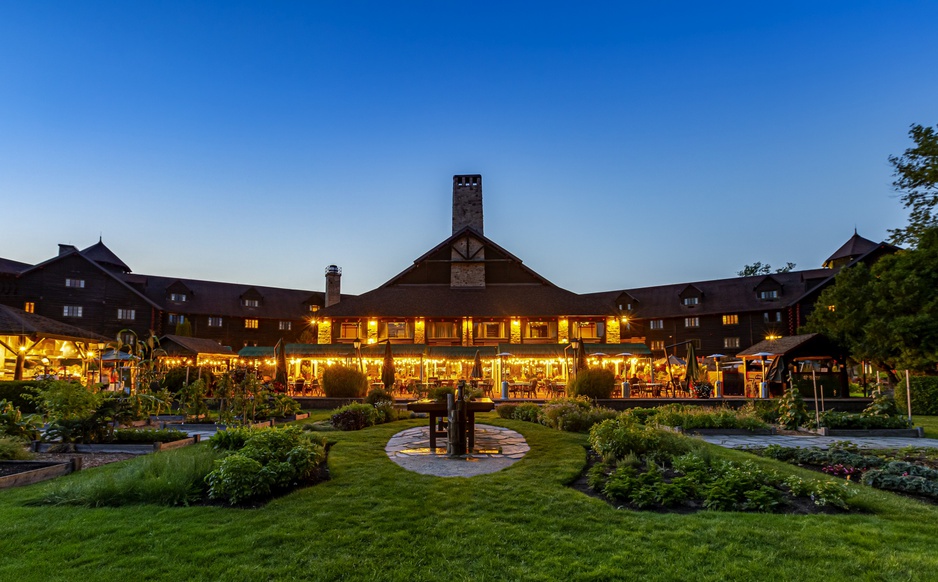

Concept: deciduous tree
[[888, 123, 938, 247]]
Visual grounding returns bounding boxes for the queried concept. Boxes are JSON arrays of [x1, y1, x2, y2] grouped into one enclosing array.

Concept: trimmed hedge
[[321, 366, 367, 398], [894, 376, 938, 416], [569, 368, 615, 399]]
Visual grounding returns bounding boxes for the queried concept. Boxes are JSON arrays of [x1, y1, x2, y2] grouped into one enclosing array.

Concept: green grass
[[914, 415, 938, 437], [0, 413, 937, 581]]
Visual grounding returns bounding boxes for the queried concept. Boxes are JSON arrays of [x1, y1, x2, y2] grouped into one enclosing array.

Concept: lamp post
[[352, 338, 363, 373], [570, 338, 582, 378]]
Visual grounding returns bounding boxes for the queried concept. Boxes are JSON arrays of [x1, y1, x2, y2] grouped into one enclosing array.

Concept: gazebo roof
[[0, 305, 108, 342]]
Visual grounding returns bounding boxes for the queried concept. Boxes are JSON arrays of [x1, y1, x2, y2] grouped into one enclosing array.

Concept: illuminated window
[[650, 340, 664, 351], [724, 337, 740, 349], [682, 297, 699, 306], [722, 314, 739, 325], [309, 305, 320, 312], [65, 278, 85, 288], [170, 293, 187, 302], [684, 317, 699, 328], [117, 309, 135, 321], [168, 314, 185, 325], [384, 321, 411, 339], [431, 321, 459, 339], [243, 299, 259, 307], [759, 290, 779, 300], [23, 302, 34, 313], [208, 317, 222, 327], [577, 322, 602, 338], [526, 322, 554, 339], [339, 323, 360, 339], [278, 321, 292, 331], [649, 319, 664, 330], [63, 305, 83, 317], [245, 319, 259, 329]]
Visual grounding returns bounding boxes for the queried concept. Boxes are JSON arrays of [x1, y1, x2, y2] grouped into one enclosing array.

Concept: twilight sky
[[1, 1, 935, 295]]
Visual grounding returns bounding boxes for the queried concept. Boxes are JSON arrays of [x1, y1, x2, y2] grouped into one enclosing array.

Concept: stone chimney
[[452, 174, 483, 234], [325, 265, 341, 307], [58, 244, 78, 256]]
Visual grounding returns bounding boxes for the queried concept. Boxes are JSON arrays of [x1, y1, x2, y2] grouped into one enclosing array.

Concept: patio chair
[[293, 378, 306, 396]]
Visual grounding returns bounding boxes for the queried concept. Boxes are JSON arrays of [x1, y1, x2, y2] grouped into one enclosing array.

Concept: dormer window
[[309, 305, 320, 312], [243, 299, 260, 307], [759, 290, 779, 300], [682, 297, 699, 306], [170, 293, 187, 302]]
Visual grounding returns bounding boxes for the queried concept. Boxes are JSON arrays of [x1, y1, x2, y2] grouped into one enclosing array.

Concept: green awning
[[238, 346, 273, 358], [496, 343, 568, 357], [585, 343, 652, 356], [360, 344, 428, 358]]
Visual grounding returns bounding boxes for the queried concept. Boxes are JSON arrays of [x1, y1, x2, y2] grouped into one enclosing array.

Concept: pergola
[[0, 305, 108, 382]]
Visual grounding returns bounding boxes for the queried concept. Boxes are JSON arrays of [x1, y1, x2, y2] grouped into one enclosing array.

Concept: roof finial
[[99, 233, 102, 243]]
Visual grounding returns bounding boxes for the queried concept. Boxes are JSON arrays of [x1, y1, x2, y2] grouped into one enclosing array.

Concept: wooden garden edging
[[0, 459, 80, 489], [32, 435, 201, 455], [271, 413, 309, 426]]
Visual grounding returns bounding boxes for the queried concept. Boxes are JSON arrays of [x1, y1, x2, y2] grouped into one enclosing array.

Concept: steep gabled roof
[[80, 239, 131, 273], [0, 304, 109, 342], [824, 231, 879, 268], [20, 249, 163, 311], [320, 226, 612, 318]]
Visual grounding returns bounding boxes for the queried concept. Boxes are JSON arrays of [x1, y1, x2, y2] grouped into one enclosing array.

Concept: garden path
[[697, 434, 938, 450]]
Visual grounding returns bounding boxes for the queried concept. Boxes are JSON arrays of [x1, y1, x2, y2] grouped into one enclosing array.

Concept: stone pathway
[[385, 424, 530, 477], [696, 433, 938, 450]]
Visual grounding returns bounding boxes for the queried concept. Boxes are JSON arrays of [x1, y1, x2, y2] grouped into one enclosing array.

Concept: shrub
[[210, 426, 257, 451], [30, 382, 134, 443], [862, 390, 902, 418], [739, 400, 779, 424], [650, 404, 770, 431], [496, 404, 517, 419], [588, 420, 697, 463], [205, 426, 326, 505], [512, 402, 541, 423], [0, 436, 33, 460], [618, 407, 659, 426], [539, 397, 617, 432], [776, 384, 809, 429], [270, 394, 302, 417], [364, 387, 394, 406], [816, 410, 911, 430], [0, 381, 41, 412], [330, 403, 377, 431], [569, 368, 616, 399], [894, 376, 938, 416], [160, 367, 215, 395], [0, 399, 39, 440], [427, 385, 455, 402], [321, 366, 367, 398]]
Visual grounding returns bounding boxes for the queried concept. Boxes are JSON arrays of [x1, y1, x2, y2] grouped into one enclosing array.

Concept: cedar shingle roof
[[158, 334, 234, 356], [0, 304, 109, 342], [823, 231, 879, 268], [129, 273, 331, 319]]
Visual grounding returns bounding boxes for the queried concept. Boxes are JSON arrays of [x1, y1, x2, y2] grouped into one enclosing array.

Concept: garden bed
[[662, 426, 777, 436], [0, 459, 80, 489], [270, 412, 310, 425]]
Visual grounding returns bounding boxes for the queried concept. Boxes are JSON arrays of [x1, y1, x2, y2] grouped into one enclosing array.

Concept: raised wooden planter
[[32, 435, 200, 455], [802, 427, 924, 438], [0, 458, 80, 489], [270, 413, 309, 425]]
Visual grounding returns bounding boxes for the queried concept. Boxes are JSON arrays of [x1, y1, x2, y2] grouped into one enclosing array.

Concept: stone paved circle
[[385, 424, 530, 477]]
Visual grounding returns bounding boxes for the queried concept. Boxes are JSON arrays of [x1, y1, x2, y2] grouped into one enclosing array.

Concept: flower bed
[[762, 444, 938, 502], [583, 418, 854, 513], [643, 404, 772, 434]]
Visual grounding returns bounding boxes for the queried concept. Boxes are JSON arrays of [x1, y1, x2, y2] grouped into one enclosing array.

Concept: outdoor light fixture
[[352, 338, 362, 350]]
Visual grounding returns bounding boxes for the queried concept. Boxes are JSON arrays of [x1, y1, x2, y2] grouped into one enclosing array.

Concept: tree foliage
[[805, 227, 938, 375], [737, 261, 796, 277], [888, 124, 938, 247]]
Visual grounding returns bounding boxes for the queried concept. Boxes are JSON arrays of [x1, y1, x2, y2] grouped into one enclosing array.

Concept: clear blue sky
[[1, 1, 934, 295]]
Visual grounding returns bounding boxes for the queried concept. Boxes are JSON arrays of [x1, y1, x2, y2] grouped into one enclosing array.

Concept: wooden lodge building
[[0, 174, 895, 385]]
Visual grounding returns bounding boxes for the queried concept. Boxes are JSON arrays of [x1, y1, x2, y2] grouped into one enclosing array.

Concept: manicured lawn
[[914, 415, 938, 437], [1, 413, 937, 581]]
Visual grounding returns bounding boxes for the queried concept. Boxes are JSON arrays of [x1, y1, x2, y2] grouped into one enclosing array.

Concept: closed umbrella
[[685, 343, 699, 385], [381, 341, 396, 391], [470, 350, 483, 381], [274, 339, 288, 388]]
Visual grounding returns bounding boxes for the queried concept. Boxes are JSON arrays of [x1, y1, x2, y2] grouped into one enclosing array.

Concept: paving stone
[[385, 424, 529, 477], [696, 433, 938, 450]]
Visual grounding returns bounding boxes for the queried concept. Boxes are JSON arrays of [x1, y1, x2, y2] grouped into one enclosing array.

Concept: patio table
[[406, 398, 495, 450]]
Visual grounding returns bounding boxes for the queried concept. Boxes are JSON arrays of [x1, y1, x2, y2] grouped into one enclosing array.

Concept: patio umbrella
[[381, 340, 396, 391], [469, 350, 483, 381], [274, 339, 288, 388], [685, 343, 700, 385]]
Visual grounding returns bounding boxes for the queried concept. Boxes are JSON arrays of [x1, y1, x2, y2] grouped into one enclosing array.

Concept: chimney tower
[[452, 174, 483, 234], [324, 265, 341, 307]]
